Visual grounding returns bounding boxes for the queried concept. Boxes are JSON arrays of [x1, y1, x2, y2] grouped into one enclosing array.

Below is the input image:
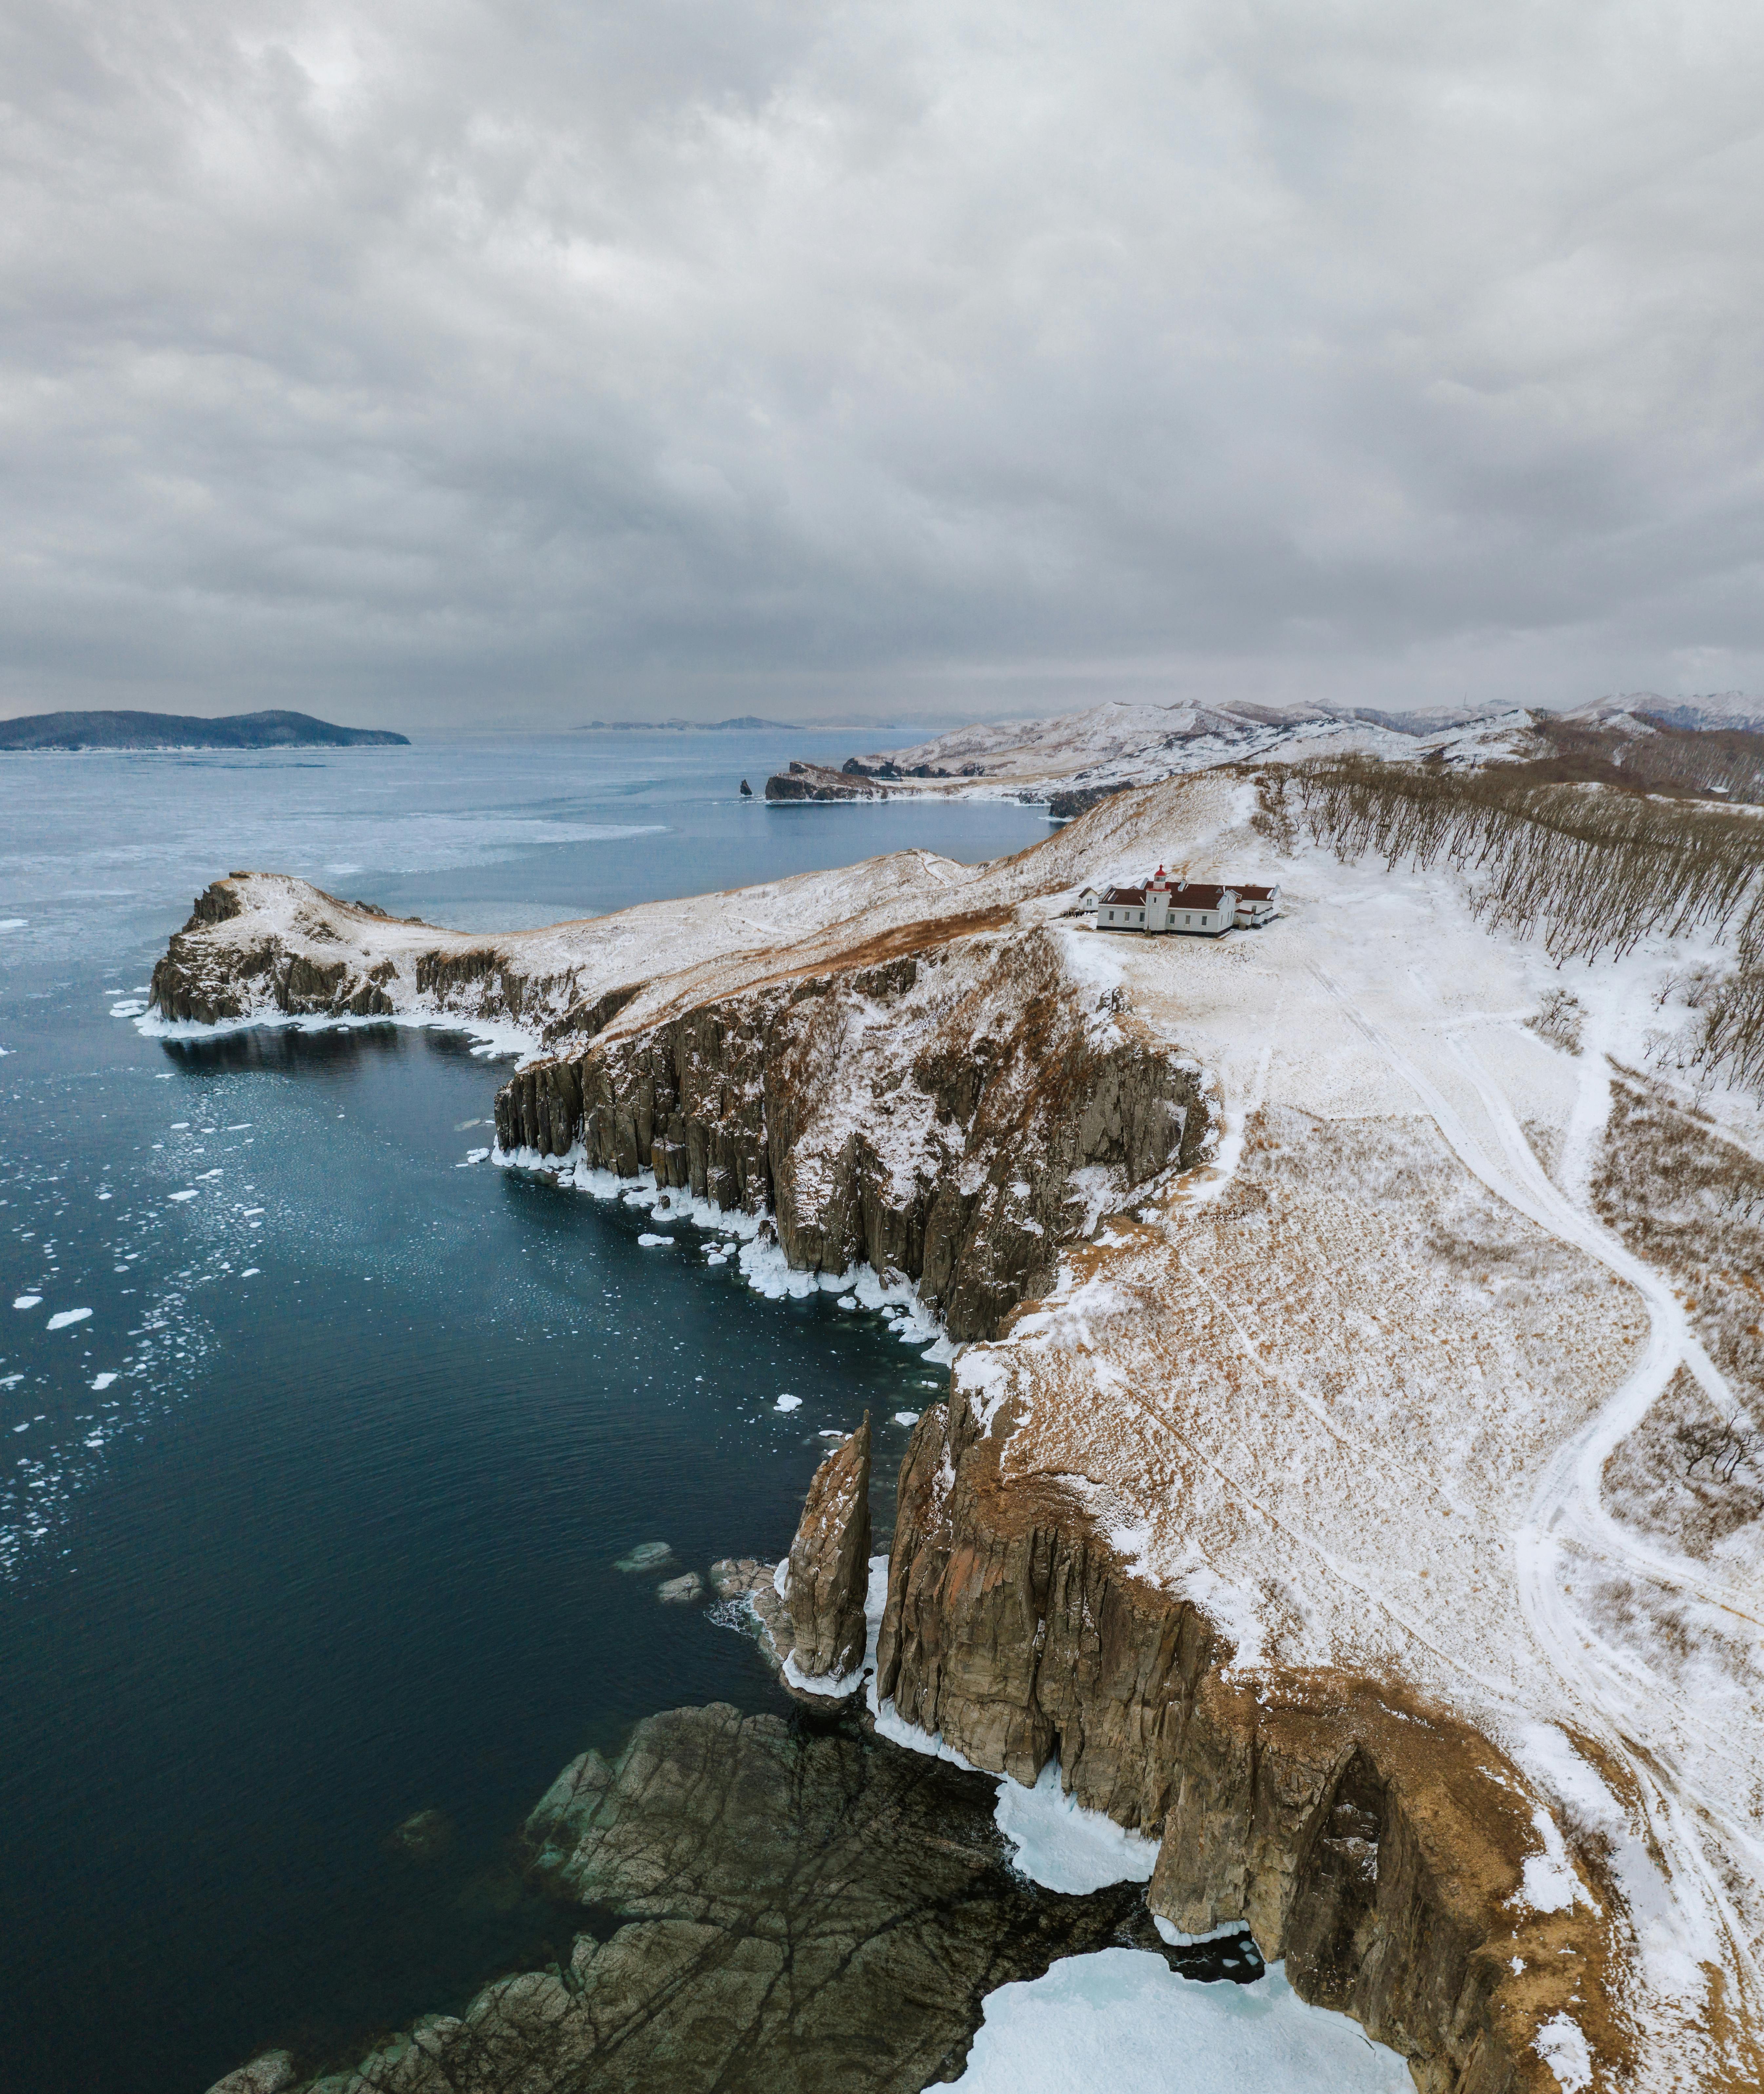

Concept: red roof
[[1235, 883, 1279, 902], [1101, 885, 1145, 905], [1168, 882, 1232, 909]]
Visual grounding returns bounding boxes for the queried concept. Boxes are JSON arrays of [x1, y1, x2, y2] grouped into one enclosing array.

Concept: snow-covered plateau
[[153, 748, 1764, 2093]]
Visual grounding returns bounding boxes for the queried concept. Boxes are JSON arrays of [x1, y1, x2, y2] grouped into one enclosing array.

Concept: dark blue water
[[0, 733, 1051, 2094]]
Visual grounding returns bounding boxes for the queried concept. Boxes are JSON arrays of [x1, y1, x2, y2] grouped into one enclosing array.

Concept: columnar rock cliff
[[877, 1387, 1617, 2094], [784, 1415, 872, 1686], [495, 926, 1211, 1340]]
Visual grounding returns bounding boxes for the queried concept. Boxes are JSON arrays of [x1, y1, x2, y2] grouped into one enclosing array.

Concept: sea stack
[[784, 1412, 871, 1688]]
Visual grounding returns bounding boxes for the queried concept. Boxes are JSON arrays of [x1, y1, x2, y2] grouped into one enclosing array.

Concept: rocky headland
[[163, 769, 1763, 2092]]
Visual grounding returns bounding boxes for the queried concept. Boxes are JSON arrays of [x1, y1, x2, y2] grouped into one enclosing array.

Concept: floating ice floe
[[894, 1410, 918, 1426], [89, 1373, 118, 1391], [46, 1308, 92, 1331], [168, 1190, 198, 1203], [637, 1233, 673, 1247], [13, 1295, 42, 1311], [774, 1393, 802, 1412]]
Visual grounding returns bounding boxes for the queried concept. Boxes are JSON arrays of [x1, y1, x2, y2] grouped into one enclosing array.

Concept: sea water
[[0, 731, 1053, 2094]]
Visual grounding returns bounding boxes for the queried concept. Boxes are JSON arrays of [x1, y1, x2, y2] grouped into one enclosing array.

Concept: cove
[[0, 732, 1052, 2093]]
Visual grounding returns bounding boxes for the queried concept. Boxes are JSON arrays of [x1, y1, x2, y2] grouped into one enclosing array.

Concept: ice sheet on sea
[[497, 1143, 960, 1358], [946, 1950, 1412, 2094], [993, 1758, 1158, 1893], [135, 1006, 540, 1060], [1152, 1916, 1251, 1948], [783, 1650, 865, 1698]]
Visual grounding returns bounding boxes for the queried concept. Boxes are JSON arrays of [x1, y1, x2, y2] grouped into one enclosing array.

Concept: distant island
[[0, 708, 410, 752], [578, 716, 793, 731]]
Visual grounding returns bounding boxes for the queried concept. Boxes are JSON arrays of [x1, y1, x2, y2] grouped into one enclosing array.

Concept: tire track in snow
[[1308, 962, 1763, 2044]]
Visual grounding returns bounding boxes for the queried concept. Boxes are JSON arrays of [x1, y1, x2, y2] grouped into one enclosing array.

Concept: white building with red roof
[[1092, 869, 1279, 936]]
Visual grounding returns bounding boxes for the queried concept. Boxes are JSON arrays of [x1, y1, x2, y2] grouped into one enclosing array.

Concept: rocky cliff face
[[147, 879, 603, 1035], [496, 924, 1211, 1341], [763, 760, 883, 800], [877, 1388, 1618, 2094], [784, 1416, 872, 1686]]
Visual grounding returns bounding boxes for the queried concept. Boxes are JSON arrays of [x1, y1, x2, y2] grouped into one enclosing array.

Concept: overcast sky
[[4, 1, 1762, 731]]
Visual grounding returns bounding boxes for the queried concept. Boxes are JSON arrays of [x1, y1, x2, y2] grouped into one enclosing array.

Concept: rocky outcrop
[[876, 1392, 1619, 2094], [203, 2053, 296, 2094], [764, 761, 882, 800], [1046, 780, 1136, 819], [293, 1702, 1172, 2094], [496, 926, 1211, 1341], [784, 1416, 872, 1687]]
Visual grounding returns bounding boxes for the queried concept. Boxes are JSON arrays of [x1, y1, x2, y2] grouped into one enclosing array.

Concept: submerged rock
[[656, 1572, 703, 1604], [613, 1541, 674, 1574], [783, 1413, 870, 1692], [327, 1702, 1159, 2093], [386, 1808, 454, 1863], [203, 2053, 296, 2094]]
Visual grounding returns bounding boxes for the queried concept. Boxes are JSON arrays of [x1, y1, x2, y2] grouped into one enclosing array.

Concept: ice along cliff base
[[150, 768, 1764, 2093]]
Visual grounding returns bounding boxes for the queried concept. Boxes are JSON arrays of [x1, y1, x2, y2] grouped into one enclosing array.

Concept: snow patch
[[1510, 1806, 1583, 1916], [1533, 2013, 1594, 2092]]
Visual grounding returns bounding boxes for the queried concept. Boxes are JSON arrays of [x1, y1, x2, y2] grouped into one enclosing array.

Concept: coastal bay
[[0, 732, 1049, 2093]]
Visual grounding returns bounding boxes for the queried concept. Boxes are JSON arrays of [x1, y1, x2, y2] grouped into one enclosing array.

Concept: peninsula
[[160, 722, 1764, 2094]]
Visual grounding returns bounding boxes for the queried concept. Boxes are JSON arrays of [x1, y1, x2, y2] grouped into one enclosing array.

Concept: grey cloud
[[2, 0, 1761, 729]]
